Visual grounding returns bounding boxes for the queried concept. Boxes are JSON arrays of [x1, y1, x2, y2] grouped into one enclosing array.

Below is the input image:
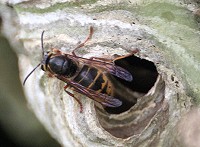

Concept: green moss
[[137, 2, 198, 29], [14, 0, 97, 13], [161, 11, 175, 21], [90, 3, 130, 13], [89, 2, 144, 14]]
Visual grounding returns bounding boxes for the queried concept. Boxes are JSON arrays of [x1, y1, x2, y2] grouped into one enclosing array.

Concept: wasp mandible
[[23, 27, 134, 112]]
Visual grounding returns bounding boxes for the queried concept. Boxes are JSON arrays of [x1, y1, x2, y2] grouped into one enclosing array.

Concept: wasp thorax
[[48, 55, 77, 77]]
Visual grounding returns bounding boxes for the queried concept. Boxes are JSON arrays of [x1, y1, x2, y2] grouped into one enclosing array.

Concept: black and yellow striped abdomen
[[73, 65, 112, 96]]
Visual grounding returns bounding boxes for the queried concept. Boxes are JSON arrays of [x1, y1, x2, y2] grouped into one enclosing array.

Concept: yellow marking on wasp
[[43, 52, 54, 72], [47, 64, 54, 74], [42, 65, 47, 71], [101, 74, 109, 93], [106, 80, 112, 95], [88, 70, 103, 92]]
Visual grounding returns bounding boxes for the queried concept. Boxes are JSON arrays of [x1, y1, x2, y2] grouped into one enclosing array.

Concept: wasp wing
[[103, 63, 133, 82], [67, 54, 133, 82], [56, 75, 122, 107]]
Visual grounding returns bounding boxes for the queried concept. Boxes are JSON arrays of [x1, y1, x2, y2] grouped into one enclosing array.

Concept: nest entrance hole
[[93, 54, 168, 139], [96, 54, 159, 114]]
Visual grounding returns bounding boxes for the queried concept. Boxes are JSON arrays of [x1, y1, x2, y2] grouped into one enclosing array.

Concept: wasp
[[23, 27, 134, 113]]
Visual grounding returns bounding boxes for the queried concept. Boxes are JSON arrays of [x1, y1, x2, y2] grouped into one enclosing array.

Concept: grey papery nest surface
[[2, 0, 200, 147]]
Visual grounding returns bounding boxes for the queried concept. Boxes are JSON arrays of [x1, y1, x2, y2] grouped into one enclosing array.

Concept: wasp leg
[[48, 72, 54, 78], [72, 26, 94, 56], [90, 49, 139, 62], [113, 49, 140, 61], [89, 57, 113, 62], [64, 85, 83, 113]]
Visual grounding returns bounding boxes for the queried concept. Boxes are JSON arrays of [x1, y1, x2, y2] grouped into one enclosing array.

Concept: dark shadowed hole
[[103, 54, 158, 114]]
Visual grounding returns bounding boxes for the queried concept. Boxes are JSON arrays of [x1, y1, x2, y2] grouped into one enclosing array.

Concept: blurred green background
[[0, 11, 60, 147]]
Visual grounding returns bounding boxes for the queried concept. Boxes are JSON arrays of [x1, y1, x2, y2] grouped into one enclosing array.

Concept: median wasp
[[23, 27, 134, 112]]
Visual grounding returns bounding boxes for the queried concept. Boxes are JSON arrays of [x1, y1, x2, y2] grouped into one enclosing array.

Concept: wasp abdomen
[[73, 65, 112, 95], [73, 65, 97, 87]]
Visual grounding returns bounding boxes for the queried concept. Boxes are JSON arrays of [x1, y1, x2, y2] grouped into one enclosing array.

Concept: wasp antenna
[[41, 30, 45, 56], [23, 63, 41, 86]]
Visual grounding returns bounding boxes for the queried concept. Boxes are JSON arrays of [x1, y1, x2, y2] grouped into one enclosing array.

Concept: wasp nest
[[13, 0, 199, 146]]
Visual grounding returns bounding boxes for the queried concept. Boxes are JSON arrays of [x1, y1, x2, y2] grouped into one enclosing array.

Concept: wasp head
[[23, 31, 78, 85], [45, 54, 77, 77]]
